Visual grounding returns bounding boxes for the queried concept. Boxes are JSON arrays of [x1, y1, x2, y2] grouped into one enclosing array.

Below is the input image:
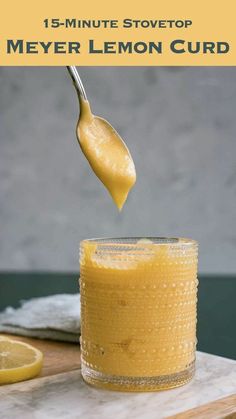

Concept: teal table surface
[[0, 273, 235, 360]]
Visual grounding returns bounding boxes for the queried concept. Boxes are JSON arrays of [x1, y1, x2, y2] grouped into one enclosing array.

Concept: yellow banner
[[0, 0, 235, 65]]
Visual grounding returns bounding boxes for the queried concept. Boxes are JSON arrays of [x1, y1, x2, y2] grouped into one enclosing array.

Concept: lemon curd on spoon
[[77, 97, 136, 210]]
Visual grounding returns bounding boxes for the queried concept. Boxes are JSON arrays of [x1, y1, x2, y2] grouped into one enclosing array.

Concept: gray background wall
[[0, 67, 235, 273]]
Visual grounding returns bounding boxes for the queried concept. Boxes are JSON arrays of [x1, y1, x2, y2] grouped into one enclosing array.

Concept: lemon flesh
[[0, 338, 43, 384]]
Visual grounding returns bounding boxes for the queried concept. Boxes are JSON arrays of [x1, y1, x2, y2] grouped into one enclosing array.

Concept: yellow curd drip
[[77, 97, 136, 210]]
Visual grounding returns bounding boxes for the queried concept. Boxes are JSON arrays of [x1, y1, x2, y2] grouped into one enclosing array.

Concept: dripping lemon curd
[[77, 97, 136, 210]]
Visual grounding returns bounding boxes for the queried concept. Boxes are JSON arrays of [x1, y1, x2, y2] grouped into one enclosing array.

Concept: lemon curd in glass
[[79, 237, 198, 391]]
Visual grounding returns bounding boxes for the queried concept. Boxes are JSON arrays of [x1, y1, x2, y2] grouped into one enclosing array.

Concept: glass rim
[[81, 237, 198, 246]]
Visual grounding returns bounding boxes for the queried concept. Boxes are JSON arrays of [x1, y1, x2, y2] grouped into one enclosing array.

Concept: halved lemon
[[0, 338, 43, 384]]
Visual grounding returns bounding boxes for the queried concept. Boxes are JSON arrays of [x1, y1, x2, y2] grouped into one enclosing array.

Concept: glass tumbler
[[79, 237, 198, 391]]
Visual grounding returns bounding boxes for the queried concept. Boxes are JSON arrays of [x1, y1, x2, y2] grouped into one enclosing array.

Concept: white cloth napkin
[[0, 294, 80, 342]]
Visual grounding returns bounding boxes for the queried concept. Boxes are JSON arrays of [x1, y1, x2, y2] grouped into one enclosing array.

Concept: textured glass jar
[[79, 237, 198, 391]]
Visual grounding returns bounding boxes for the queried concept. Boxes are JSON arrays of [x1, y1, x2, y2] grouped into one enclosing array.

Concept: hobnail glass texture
[[79, 237, 198, 391]]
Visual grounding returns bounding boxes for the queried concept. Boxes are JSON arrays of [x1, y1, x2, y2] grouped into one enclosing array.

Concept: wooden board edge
[[168, 393, 236, 419]]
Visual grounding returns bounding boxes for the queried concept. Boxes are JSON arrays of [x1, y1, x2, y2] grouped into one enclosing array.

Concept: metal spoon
[[66, 66, 136, 210], [66, 66, 87, 100]]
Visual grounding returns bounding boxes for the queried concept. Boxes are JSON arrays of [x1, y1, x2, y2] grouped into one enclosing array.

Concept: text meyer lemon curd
[[77, 97, 136, 210]]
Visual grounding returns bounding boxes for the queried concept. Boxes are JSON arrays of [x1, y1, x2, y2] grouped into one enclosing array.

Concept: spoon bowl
[[67, 66, 136, 210]]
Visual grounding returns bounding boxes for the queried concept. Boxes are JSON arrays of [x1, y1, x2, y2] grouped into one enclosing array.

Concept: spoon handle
[[66, 66, 87, 100]]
